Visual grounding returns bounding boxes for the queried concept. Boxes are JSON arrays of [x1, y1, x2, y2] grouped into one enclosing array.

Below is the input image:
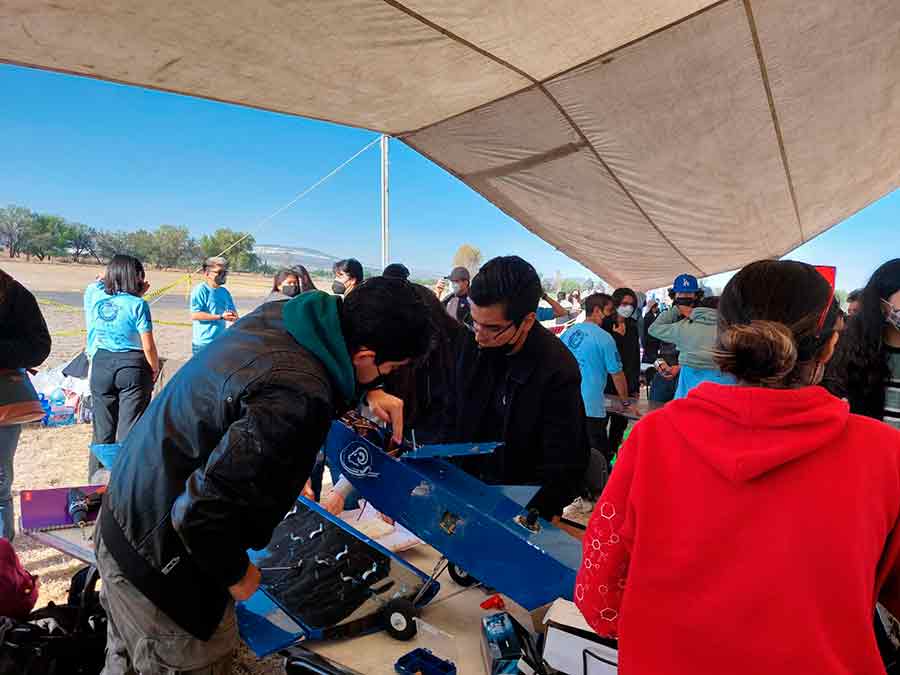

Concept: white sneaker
[[568, 497, 596, 515]]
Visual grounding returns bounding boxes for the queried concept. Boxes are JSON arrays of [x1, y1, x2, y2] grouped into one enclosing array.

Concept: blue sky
[[1, 64, 896, 289]]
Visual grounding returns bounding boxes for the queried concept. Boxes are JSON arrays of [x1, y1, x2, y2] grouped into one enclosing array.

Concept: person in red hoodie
[[575, 259, 900, 674]]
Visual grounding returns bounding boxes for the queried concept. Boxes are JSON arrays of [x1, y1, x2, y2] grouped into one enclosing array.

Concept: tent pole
[[380, 134, 390, 270]]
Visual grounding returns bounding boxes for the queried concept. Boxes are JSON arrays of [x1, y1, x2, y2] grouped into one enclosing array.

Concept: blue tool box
[[395, 648, 457, 675]]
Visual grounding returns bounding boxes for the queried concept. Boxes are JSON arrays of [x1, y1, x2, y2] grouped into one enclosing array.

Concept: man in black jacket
[[601, 287, 641, 452], [452, 256, 588, 522], [96, 278, 432, 674]]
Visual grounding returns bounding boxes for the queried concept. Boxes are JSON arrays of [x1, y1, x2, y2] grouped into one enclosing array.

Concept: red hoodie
[[576, 383, 900, 674]]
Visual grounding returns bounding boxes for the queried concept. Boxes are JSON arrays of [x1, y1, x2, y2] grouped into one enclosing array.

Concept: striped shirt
[[885, 345, 900, 431]]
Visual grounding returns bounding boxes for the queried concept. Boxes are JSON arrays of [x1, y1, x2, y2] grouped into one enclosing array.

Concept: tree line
[[0, 204, 273, 273]]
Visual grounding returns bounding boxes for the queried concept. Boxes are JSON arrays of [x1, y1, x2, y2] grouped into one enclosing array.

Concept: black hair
[[584, 293, 610, 316], [341, 277, 433, 365], [383, 263, 410, 281], [557, 291, 567, 302], [847, 288, 864, 304], [272, 269, 299, 292], [291, 265, 316, 293], [612, 287, 637, 306], [826, 259, 900, 417], [382, 283, 464, 432], [469, 256, 542, 323], [715, 260, 840, 387], [103, 255, 146, 297], [334, 258, 364, 283]]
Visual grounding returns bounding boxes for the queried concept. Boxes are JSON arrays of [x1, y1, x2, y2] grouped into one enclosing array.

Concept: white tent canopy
[[3, 0, 898, 288]]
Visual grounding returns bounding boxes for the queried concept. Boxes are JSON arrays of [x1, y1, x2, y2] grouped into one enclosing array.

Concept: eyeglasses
[[473, 320, 515, 339]]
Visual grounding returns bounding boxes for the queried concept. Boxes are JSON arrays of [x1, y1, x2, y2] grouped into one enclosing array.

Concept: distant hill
[[254, 244, 339, 272], [254, 243, 442, 281]]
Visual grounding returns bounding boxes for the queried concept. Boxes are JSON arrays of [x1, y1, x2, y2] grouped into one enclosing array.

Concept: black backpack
[[0, 565, 106, 675]]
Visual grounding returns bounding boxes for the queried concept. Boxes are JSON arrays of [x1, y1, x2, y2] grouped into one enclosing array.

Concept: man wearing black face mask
[[450, 256, 589, 523], [190, 256, 238, 355]]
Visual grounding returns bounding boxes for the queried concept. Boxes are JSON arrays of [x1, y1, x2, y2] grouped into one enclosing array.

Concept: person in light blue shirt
[[190, 256, 238, 355], [88, 255, 159, 479], [561, 293, 631, 474], [83, 277, 106, 357]]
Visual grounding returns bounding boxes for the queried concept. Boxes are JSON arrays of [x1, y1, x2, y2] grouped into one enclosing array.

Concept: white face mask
[[617, 305, 635, 319], [883, 299, 900, 331], [451, 282, 461, 295]]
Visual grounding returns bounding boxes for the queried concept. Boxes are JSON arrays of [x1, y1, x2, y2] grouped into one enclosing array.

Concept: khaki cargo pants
[[95, 531, 238, 675]]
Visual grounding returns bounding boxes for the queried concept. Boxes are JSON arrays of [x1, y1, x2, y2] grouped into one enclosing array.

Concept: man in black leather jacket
[[451, 256, 589, 523], [96, 278, 432, 674]]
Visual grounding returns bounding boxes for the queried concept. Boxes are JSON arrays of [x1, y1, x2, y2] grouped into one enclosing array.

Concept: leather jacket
[[100, 301, 344, 640]]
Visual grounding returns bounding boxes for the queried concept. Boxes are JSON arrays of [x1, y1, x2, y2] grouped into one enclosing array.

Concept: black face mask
[[214, 271, 228, 285], [281, 283, 299, 298], [479, 321, 520, 356], [673, 297, 697, 308], [332, 280, 347, 295]]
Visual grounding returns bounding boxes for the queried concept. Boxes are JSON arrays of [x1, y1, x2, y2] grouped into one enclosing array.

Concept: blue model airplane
[[323, 411, 582, 611], [236, 411, 582, 657]]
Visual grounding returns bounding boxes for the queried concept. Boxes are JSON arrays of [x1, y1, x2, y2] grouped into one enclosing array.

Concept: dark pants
[[89, 350, 152, 478], [649, 370, 679, 403], [583, 417, 611, 499], [586, 417, 610, 464], [605, 412, 630, 455]]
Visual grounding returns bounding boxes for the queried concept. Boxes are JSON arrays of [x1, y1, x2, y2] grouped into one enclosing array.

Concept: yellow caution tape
[[37, 298, 82, 313], [144, 274, 193, 302]]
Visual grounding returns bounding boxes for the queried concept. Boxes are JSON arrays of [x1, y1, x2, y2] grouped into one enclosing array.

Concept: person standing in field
[[190, 257, 238, 356], [89, 255, 159, 478], [0, 268, 51, 541]]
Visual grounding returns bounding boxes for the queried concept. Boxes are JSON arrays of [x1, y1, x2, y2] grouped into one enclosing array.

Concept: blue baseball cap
[[671, 274, 700, 293]]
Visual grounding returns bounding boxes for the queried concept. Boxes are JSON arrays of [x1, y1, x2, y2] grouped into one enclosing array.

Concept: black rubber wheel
[[448, 563, 477, 587], [383, 599, 418, 641]]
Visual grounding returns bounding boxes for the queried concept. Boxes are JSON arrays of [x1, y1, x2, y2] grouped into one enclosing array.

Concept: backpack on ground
[[0, 565, 106, 675]]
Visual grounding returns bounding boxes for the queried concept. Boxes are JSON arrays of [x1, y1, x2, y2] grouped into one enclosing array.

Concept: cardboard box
[[542, 599, 618, 674]]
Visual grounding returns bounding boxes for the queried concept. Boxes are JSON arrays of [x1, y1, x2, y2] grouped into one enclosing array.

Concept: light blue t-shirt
[[83, 280, 106, 357], [536, 307, 556, 322], [91, 292, 153, 353], [190, 283, 236, 347], [561, 322, 623, 418]]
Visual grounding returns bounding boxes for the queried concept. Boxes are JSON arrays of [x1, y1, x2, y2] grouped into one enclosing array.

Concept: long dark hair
[[292, 265, 315, 292], [103, 255, 145, 297], [271, 269, 299, 292], [383, 282, 462, 441], [715, 260, 840, 387], [826, 259, 900, 417]]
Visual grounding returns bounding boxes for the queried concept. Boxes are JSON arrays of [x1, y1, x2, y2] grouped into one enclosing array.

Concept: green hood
[[647, 305, 721, 370], [282, 291, 355, 402]]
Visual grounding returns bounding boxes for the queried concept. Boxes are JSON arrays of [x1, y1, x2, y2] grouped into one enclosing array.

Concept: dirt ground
[[6, 258, 296, 674]]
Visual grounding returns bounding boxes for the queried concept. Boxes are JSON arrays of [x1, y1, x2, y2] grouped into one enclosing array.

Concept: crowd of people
[[1, 251, 900, 674]]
